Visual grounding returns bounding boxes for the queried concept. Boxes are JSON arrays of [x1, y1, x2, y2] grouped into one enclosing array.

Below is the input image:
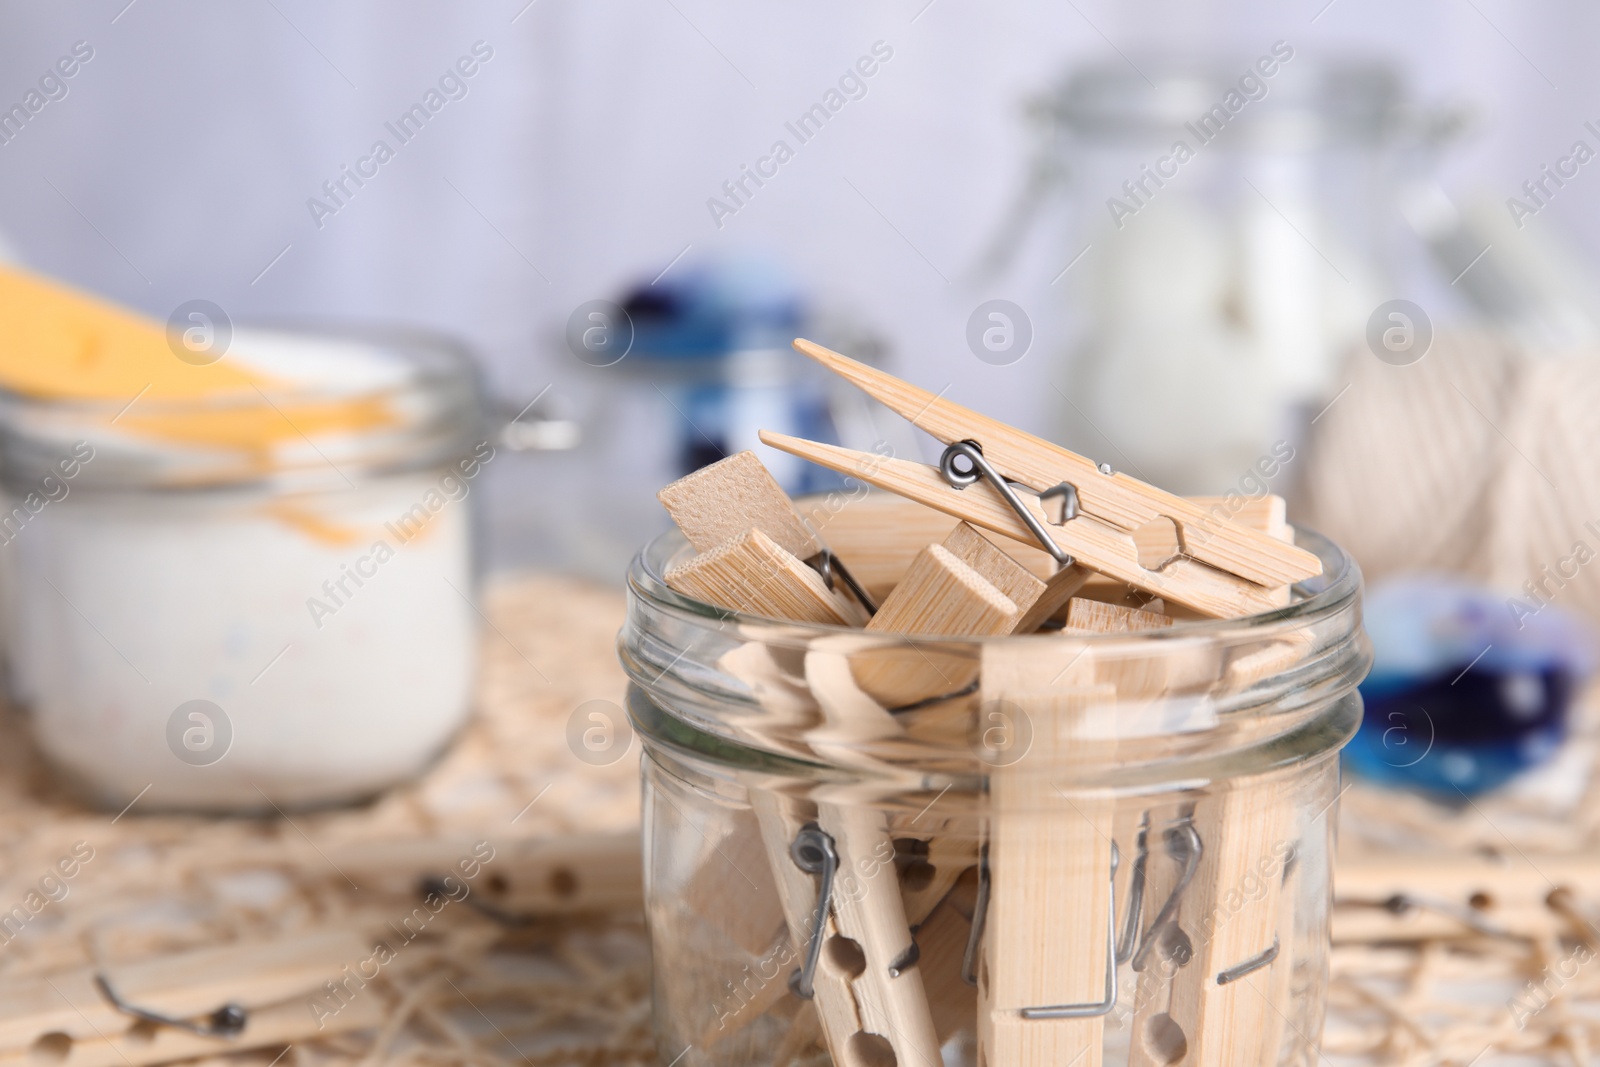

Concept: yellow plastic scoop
[[0, 266, 394, 453]]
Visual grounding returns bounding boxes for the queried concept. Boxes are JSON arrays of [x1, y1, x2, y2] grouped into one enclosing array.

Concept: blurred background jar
[[994, 53, 1443, 495], [496, 256, 908, 584], [0, 325, 491, 812]]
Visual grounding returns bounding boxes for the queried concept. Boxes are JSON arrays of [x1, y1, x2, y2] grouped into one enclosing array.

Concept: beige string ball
[[1298, 330, 1600, 626]]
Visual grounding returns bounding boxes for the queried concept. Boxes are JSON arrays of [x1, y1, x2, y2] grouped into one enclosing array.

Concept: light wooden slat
[[665, 528, 856, 625], [790, 339, 1322, 588], [659, 450, 823, 559], [1163, 770, 1296, 1067], [1063, 598, 1174, 634], [0, 928, 373, 1049], [942, 521, 1088, 633], [760, 433, 1282, 619], [978, 645, 1113, 1067], [852, 544, 1018, 706], [750, 790, 943, 1067]]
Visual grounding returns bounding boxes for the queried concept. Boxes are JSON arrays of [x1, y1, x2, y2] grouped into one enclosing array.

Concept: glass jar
[[0, 324, 488, 812], [622, 496, 1368, 1067], [1010, 54, 1434, 495]]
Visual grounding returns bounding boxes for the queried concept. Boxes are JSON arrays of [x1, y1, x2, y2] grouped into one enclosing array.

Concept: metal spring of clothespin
[[960, 811, 1284, 1012], [94, 973, 247, 1038], [959, 843, 1124, 1018], [1120, 815, 1286, 985], [939, 439, 1080, 570], [805, 548, 879, 616], [1128, 817, 1203, 973], [787, 823, 840, 1000]]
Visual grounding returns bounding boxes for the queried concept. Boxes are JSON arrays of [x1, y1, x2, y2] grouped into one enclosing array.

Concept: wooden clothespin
[[942, 521, 1086, 633], [772, 529, 1072, 1063], [1125, 502, 1300, 1067], [760, 431, 1294, 619], [784, 339, 1322, 590], [851, 543, 1019, 706], [656, 453, 944, 1066], [1332, 852, 1598, 943], [0, 930, 382, 1067], [975, 640, 1119, 1067], [660, 450, 873, 624], [667, 527, 858, 626]]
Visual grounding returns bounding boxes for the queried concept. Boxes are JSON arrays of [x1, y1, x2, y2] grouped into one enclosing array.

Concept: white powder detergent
[[0, 312, 488, 811]]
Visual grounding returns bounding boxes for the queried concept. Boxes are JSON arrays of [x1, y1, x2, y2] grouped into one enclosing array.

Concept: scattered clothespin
[[0, 930, 382, 1067], [785, 339, 1322, 589], [1332, 852, 1600, 943]]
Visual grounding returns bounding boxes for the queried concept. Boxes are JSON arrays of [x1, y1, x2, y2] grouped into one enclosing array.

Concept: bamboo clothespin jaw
[[758, 431, 1284, 618], [787, 337, 1323, 589]]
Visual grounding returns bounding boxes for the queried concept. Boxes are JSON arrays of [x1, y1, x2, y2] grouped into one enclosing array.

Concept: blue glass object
[[1346, 575, 1594, 798], [617, 256, 841, 494]]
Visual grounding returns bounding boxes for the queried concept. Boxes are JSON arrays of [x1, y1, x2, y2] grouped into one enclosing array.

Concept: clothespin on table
[[0, 929, 383, 1067]]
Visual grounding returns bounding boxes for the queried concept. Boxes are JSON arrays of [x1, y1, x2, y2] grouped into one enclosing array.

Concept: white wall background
[[0, 0, 1595, 570]]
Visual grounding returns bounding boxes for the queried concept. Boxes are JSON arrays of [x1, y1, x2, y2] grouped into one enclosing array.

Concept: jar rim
[[628, 508, 1362, 648], [0, 321, 488, 492], [1036, 54, 1409, 146], [622, 501, 1369, 785]]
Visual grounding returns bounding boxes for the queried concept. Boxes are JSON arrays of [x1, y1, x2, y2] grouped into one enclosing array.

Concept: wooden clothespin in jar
[[660, 449, 876, 625], [784, 339, 1321, 589], [761, 339, 1322, 619], [1121, 500, 1300, 1067], [973, 639, 1119, 1067], [658, 452, 945, 1067]]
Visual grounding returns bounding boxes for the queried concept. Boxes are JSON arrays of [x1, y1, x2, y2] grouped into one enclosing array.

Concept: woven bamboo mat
[[1, 572, 1596, 1066], [1330, 720, 1600, 1067]]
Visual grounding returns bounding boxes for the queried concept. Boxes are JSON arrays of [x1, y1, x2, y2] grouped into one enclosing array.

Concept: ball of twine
[[1299, 330, 1600, 626]]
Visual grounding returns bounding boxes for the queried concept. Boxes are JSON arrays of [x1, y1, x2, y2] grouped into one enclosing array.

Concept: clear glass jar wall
[[0, 325, 488, 812], [622, 496, 1369, 1067]]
